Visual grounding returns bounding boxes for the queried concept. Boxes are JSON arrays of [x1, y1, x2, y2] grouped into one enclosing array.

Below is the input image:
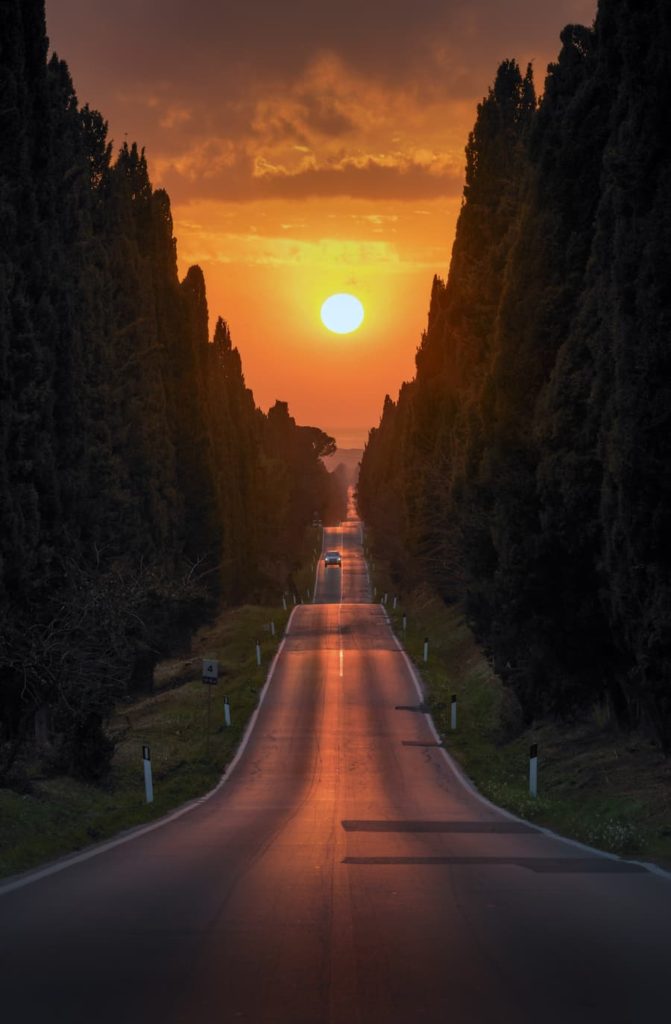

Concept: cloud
[[46, 0, 598, 205], [156, 145, 462, 203], [49, 0, 597, 99], [133, 49, 467, 203], [177, 230, 406, 270], [250, 155, 463, 201], [298, 95, 357, 138], [47, 1, 600, 148]]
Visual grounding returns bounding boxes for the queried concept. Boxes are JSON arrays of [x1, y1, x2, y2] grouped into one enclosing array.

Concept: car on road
[[324, 550, 342, 567]]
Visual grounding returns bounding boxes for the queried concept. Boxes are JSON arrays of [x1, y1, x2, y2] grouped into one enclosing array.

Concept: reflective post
[[143, 744, 153, 803], [529, 744, 538, 798]]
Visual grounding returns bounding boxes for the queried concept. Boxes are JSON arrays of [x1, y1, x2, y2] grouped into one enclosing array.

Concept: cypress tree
[[360, 0, 671, 749]]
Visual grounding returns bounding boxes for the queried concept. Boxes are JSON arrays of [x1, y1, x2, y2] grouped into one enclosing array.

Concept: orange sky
[[46, 0, 597, 449]]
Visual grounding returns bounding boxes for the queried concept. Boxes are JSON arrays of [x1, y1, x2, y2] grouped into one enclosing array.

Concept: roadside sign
[[202, 659, 219, 684]]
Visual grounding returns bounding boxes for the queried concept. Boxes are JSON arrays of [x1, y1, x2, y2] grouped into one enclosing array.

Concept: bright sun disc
[[320, 293, 364, 334]]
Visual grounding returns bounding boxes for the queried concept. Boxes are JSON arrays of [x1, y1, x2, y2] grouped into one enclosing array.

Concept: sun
[[320, 293, 364, 334]]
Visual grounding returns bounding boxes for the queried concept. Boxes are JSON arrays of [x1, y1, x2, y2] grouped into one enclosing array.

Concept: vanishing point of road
[[1, 500, 670, 1023]]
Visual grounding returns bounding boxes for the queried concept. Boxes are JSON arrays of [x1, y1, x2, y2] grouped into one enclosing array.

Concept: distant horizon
[[327, 428, 369, 451]]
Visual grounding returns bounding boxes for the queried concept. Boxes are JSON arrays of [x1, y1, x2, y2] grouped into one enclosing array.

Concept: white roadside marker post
[[393, 595, 397, 609], [451, 694, 457, 731], [402, 613, 407, 632], [142, 744, 153, 804], [282, 594, 287, 611], [383, 592, 388, 605], [202, 658, 219, 757], [374, 586, 377, 598], [529, 743, 538, 798], [224, 695, 231, 728], [423, 637, 429, 663], [293, 593, 297, 605], [255, 640, 262, 667], [270, 620, 275, 637]]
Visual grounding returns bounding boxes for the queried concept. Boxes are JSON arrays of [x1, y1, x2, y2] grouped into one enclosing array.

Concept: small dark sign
[[202, 658, 219, 684]]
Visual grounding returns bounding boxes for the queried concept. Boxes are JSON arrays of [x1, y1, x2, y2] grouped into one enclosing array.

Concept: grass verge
[[0, 528, 325, 880], [369, 559, 671, 870], [0, 600, 296, 880], [0, 529, 325, 881]]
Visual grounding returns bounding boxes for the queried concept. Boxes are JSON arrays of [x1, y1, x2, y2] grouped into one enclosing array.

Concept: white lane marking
[[379, 607, 671, 882], [0, 607, 300, 898], [337, 602, 344, 679]]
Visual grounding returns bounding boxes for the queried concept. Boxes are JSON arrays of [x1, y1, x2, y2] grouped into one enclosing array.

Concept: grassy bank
[[0, 528, 324, 881], [0, 601, 294, 879], [4, 533, 668, 881], [369, 559, 671, 870]]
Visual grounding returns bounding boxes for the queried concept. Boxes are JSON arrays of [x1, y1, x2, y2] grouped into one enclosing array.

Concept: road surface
[[1, 501, 670, 1023]]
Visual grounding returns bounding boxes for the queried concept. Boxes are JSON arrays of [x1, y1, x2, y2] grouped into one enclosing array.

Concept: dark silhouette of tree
[[360, 0, 671, 751], [0, 1, 346, 780]]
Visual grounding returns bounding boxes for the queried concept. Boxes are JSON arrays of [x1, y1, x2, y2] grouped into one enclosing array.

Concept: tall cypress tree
[[360, 0, 671, 749], [0, 1, 348, 778]]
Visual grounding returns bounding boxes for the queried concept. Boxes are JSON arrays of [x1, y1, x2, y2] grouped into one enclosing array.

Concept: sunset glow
[[46, 0, 598, 446]]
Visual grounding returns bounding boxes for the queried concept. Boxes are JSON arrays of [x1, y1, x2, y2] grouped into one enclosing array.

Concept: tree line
[[0, 0, 347, 781], [359, 0, 671, 752]]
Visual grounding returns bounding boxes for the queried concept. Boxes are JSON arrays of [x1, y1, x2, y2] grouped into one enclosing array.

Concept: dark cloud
[[47, 0, 597, 109], [48, 1, 455, 87], [299, 95, 356, 138], [160, 154, 464, 203], [45, 0, 597, 202], [259, 160, 464, 201]]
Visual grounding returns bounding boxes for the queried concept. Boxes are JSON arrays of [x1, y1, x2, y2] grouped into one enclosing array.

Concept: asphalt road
[[1, 502, 670, 1023]]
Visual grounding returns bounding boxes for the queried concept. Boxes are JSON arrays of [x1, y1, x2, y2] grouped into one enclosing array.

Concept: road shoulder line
[[380, 607, 671, 882], [0, 607, 300, 898]]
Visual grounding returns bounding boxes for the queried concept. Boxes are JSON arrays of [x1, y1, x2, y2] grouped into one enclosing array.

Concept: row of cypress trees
[[358, 0, 671, 751], [0, 0, 346, 780]]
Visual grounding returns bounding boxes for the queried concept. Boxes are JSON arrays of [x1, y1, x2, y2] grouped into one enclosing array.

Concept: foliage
[[368, 553, 670, 864], [0, 598, 292, 878], [0, 1, 342, 781], [359, 2, 671, 751]]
